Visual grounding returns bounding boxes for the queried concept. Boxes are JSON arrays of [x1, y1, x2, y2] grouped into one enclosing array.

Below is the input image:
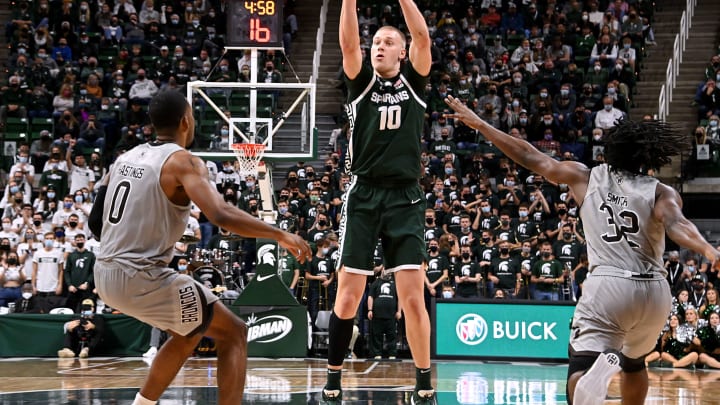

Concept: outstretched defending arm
[[444, 96, 591, 202], [655, 183, 720, 267]]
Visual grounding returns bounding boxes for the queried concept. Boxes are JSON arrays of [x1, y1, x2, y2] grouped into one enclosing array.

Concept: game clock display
[[227, 0, 283, 47]]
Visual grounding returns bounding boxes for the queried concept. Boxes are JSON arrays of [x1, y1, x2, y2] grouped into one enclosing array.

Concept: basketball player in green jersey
[[321, 0, 434, 404], [445, 95, 720, 405]]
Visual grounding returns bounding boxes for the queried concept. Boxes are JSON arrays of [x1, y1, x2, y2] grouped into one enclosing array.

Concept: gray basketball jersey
[[580, 164, 666, 277], [98, 143, 189, 269]]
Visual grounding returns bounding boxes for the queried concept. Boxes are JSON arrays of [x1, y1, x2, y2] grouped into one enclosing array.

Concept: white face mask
[[22, 292, 32, 299], [442, 291, 453, 299]]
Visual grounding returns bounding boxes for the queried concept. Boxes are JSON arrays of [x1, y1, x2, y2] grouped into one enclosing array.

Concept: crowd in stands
[[3, 0, 720, 360], [688, 53, 720, 178]]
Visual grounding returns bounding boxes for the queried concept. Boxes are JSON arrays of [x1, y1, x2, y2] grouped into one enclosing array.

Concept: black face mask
[[426, 217, 434, 225], [429, 245, 438, 253], [0, 245, 9, 251], [76, 243, 84, 250], [563, 232, 573, 240], [7, 258, 17, 265], [557, 209, 567, 216], [318, 220, 327, 227], [499, 248, 509, 255], [482, 237, 490, 244], [542, 251, 551, 259], [33, 220, 41, 227], [461, 252, 471, 260], [68, 221, 78, 228]]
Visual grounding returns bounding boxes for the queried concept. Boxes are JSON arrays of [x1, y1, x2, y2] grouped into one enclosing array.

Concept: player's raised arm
[[339, 0, 362, 79], [655, 183, 720, 265], [445, 96, 590, 198], [399, 0, 431, 76]]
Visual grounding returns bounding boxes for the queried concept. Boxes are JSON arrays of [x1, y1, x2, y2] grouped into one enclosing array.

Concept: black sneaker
[[410, 389, 437, 405], [573, 349, 622, 405], [320, 387, 342, 404]]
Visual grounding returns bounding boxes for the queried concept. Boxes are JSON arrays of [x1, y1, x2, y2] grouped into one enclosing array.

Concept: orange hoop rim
[[230, 143, 266, 157]]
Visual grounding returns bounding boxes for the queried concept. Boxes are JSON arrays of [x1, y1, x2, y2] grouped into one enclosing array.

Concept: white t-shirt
[[69, 165, 95, 193], [33, 248, 64, 292]]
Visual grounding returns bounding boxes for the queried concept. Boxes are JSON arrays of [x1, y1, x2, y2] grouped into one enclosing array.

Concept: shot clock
[[227, 0, 284, 47]]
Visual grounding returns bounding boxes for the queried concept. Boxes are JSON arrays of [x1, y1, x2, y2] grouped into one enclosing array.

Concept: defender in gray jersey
[[445, 99, 720, 405], [89, 90, 311, 405]]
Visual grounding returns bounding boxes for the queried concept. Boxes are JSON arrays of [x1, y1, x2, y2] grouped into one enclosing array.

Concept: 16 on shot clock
[[227, 0, 283, 47]]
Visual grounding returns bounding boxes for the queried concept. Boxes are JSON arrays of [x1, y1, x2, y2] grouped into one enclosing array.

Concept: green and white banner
[[433, 301, 575, 360]]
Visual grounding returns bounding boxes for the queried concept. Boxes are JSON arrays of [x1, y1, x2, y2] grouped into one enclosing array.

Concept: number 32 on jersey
[[599, 202, 640, 248]]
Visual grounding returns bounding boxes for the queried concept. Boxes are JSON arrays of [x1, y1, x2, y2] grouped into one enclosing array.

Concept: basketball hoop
[[230, 143, 266, 178]]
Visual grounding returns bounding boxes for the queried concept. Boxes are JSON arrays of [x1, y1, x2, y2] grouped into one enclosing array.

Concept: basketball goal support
[[186, 48, 317, 224]]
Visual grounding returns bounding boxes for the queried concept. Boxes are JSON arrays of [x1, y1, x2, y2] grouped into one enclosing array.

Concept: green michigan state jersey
[[344, 62, 428, 183]]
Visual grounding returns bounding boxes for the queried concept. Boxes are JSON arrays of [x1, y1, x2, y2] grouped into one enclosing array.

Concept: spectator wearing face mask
[[39, 157, 69, 201], [454, 244, 483, 298], [208, 58, 236, 82], [305, 237, 336, 329], [594, 96, 625, 130], [12, 282, 40, 313], [129, 69, 159, 104], [425, 238, 450, 307], [530, 241, 563, 300], [32, 232, 64, 313], [64, 234, 95, 313], [0, 251, 26, 307], [0, 75, 28, 126], [57, 299, 105, 358]]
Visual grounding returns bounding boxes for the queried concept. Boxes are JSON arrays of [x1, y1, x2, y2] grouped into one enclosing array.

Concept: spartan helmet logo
[[462, 265, 471, 277], [219, 240, 229, 250], [499, 261, 509, 272], [517, 223, 527, 234], [429, 258, 439, 270], [562, 244, 573, 256], [483, 249, 492, 261], [318, 260, 328, 274], [499, 232, 510, 241], [257, 244, 276, 266], [313, 232, 325, 242], [381, 282, 391, 295], [460, 235, 471, 246], [425, 229, 436, 240], [452, 215, 461, 224], [541, 262, 552, 275]]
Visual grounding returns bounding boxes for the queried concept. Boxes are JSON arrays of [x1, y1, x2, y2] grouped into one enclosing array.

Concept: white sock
[[132, 392, 157, 405]]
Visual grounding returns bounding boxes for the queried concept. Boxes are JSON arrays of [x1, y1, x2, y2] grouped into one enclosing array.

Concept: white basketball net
[[230, 143, 266, 178]]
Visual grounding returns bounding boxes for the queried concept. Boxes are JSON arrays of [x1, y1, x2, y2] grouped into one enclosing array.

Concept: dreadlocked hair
[[603, 119, 690, 175]]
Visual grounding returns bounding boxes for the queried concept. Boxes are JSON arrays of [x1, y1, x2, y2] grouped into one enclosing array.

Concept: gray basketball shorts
[[570, 273, 671, 359], [95, 262, 219, 337]]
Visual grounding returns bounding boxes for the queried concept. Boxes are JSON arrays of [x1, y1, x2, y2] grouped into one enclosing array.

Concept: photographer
[[57, 299, 105, 358]]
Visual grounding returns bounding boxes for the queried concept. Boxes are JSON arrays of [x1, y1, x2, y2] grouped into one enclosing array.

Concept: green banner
[[433, 301, 575, 360], [0, 313, 150, 357], [230, 306, 308, 357]]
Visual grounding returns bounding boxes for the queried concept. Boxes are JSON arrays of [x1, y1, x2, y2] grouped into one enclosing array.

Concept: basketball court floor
[[0, 357, 717, 404]]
